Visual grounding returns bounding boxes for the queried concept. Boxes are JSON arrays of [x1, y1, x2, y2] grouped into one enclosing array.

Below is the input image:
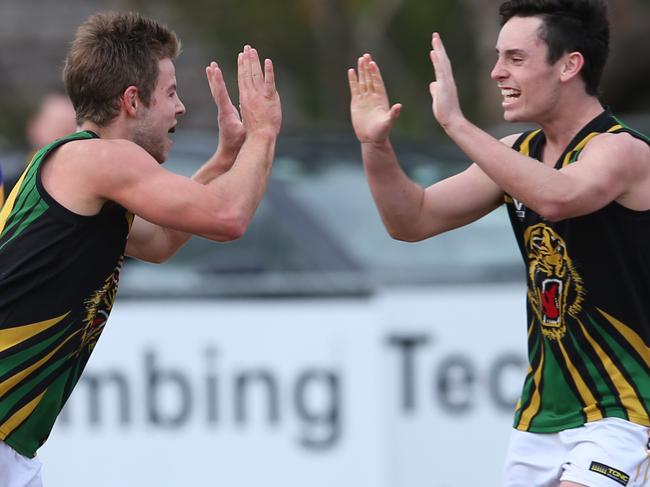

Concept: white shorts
[[0, 441, 43, 487], [503, 418, 650, 487]]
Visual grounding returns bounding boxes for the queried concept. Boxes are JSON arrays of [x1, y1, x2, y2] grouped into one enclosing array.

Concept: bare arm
[[43, 46, 281, 263], [118, 47, 278, 237], [349, 54, 503, 242], [428, 33, 650, 221], [125, 149, 238, 263], [86, 129, 275, 241], [126, 58, 248, 262]]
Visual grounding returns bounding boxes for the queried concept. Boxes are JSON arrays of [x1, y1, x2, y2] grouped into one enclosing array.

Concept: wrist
[[360, 138, 392, 150], [215, 145, 240, 162], [246, 128, 279, 142], [441, 112, 468, 137]]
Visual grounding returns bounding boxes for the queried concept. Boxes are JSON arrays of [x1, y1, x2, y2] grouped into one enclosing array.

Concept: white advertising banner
[[38, 284, 527, 487]]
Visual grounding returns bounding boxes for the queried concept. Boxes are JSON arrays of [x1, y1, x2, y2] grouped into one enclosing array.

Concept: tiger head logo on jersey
[[77, 256, 124, 356], [524, 224, 585, 340]]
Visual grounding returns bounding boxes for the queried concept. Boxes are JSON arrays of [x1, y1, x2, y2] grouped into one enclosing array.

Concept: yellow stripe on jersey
[[0, 391, 46, 439], [597, 308, 650, 370], [515, 320, 538, 414], [0, 163, 34, 235], [558, 341, 603, 422], [519, 130, 541, 157], [518, 341, 545, 429], [126, 212, 135, 230], [504, 131, 540, 205], [0, 329, 79, 396], [560, 125, 624, 168], [577, 317, 649, 424], [0, 313, 70, 353], [515, 364, 533, 414]]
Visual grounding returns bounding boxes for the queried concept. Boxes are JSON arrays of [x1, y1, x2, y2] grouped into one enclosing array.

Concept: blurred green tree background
[[0, 0, 648, 146]]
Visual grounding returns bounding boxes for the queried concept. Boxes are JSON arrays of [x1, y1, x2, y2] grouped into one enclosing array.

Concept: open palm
[[428, 33, 463, 129], [206, 61, 246, 154], [348, 54, 401, 143]]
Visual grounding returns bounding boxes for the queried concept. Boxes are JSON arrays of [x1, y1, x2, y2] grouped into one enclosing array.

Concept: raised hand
[[348, 54, 402, 144], [206, 61, 246, 156], [236, 45, 282, 139], [429, 33, 463, 129]]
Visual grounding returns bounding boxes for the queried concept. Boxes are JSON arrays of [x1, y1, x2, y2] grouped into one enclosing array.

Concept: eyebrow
[[497, 48, 528, 57]]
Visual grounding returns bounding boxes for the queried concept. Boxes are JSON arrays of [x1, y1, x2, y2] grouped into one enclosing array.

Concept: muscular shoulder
[[584, 131, 648, 153], [55, 137, 151, 167], [577, 132, 650, 210], [581, 132, 650, 168], [42, 137, 159, 215], [52, 137, 161, 188]]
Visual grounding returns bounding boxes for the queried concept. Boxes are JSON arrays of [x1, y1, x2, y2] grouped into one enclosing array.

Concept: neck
[[537, 93, 604, 151], [79, 119, 133, 141]]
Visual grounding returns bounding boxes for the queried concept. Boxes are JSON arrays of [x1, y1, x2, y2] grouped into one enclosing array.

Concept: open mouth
[[540, 278, 562, 324], [501, 88, 521, 101], [168, 126, 176, 134]]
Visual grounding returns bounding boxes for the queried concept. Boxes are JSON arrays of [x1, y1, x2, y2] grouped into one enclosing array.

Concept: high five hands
[[206, 60, 246, 157], [348, 33, 463, 141], [348, 54, 402, 144], [206, 45, 282, 159], [428, 32, 463, 130]]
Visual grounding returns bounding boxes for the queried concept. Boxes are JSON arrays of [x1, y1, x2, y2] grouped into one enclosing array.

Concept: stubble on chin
[[133, 133, 167, 164]]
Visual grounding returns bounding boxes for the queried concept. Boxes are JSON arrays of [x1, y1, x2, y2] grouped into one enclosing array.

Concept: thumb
[[429, 81, 437, 98], [389, 103, 402, 121]]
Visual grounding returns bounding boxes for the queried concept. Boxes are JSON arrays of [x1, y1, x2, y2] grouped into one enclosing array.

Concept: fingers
[[263, 58, 276, 97], [431, 32, 448, 57], [247, 46, 264, 87], [430, 32, 453, 83], [348, 68, 359, 98], [236, 45, 274, 95], [206, 63, 217, 97], [237, 49, 247, 94], [206, 61, 231, 108], [358, 54, 373, 93], [241, 45, 255, 90], [352, 53, 380, 96], [368, 60, 386, 95], [349, 53, 394, 108]]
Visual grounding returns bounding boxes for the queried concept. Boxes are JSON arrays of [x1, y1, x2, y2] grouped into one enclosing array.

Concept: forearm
[[362, 139, 427, 240], [205, 131, 276, 229], [141, 146, 241, 261], [128, 144, 245, 263], [149, 132, 275, 253], [192, 146, 239, 184], [443, 117, 570, 217], [126, 216, 191, 263]]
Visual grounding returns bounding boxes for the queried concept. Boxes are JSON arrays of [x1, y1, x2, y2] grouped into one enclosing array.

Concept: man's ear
[[560, 52, 584, 83], [121, 86, 140, 116]]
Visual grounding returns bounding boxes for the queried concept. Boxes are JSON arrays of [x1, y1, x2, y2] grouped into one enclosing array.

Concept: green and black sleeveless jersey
[[505, 109, 650, 433], [0, 131, 133, 457]]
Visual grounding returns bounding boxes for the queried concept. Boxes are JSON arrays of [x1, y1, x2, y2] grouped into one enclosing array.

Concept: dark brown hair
[[63, 12, 181, 126], [499, 0, 609, 96]]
